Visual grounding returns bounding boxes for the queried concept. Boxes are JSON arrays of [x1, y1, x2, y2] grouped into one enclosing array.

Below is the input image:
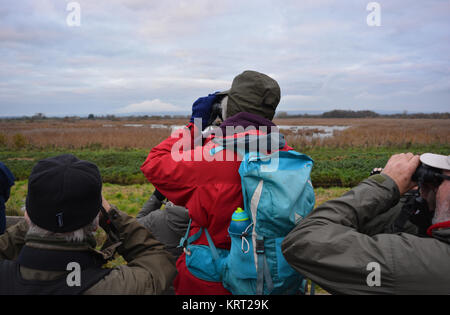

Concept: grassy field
[[1, 144, 448, 188], [2, 117, 448, 216], [1, 118, 448, 187]]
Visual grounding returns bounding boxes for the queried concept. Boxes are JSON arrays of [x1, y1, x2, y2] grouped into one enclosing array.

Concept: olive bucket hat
[[218, 70, 281, 121]]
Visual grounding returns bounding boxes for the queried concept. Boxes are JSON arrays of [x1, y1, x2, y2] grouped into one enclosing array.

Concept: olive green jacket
[[0, 207, 177, 295], [282, 174, 450, 295]]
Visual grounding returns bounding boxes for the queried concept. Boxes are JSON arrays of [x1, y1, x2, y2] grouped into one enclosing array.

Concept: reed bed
[[0, 118, 448, 150], [284, 118, 449, 149], [0, 120, 173, 149]]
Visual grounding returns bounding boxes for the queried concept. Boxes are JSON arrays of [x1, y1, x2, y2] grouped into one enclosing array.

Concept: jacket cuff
[[107, 206, 128, 233], [0, 219, 29, 260]]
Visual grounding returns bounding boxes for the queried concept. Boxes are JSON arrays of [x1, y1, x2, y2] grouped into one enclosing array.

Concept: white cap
[[420, 153, 450, 171]]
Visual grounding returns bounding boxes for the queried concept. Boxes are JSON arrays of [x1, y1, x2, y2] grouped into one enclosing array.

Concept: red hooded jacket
[[141, 113, 292, 294]]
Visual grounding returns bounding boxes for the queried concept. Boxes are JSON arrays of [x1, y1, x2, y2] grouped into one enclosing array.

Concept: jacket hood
[[165, 202, 190, 236]]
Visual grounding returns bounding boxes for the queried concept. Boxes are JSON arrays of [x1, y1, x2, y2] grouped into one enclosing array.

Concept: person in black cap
[[0, 154, 176, 295], [0, 162, 15, 235]]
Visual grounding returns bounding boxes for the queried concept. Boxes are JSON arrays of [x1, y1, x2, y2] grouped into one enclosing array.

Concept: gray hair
[[25, 214, 99, 243], [431, 170, 450, 225], [432, 198, 450, 225]]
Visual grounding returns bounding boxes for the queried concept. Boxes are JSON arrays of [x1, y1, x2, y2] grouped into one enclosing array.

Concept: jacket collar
[[24, 233, 97, 251], [18, 245, 105, 271], [219, 112, 278, 136], [23, 233, 118, 262]]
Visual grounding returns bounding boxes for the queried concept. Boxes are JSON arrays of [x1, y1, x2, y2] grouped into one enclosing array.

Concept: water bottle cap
[[232, 208, 249, 222]]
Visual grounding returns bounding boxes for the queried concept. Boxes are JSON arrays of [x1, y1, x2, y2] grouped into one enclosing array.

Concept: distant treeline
[[1, 110, 449, 121], [276, 110, 450, 119], [0, 113, 191, 122]]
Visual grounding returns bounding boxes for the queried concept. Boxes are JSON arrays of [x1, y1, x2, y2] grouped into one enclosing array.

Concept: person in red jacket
[[141, 70, 292, 295]]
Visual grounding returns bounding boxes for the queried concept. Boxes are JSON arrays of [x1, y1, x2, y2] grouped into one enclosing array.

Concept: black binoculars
[[206, 96, 227, 127], [412, 164, 450, 187]]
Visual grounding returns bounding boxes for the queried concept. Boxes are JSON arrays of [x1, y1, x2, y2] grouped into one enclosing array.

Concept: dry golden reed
[[277, 118, 449, 149], [0, 118, 448, 149]]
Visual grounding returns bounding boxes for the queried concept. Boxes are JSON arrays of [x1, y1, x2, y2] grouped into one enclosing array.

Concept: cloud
[[115, 99, 183, 114], [1, 0, 449, 116], [283, 94, 317, 102], [126, 0, 231, 39], [152, 77, 230, 90]]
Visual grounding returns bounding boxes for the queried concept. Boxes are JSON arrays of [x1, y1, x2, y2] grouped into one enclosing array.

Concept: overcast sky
[[0, 0, 449, 117]]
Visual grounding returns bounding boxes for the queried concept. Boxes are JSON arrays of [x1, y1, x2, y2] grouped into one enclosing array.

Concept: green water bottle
[[229, 208, 252, 253], [229, 208, 251, 236]]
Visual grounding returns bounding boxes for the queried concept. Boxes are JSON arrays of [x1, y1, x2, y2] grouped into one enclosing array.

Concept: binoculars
[[371, 163, 449, 187], [206, 96, 227, 127], [412, 164, 450, 187], [392, 162, 449, 234]]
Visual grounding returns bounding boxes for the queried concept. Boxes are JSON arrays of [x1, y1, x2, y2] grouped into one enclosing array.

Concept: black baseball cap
[[26, 154, 102, 233]]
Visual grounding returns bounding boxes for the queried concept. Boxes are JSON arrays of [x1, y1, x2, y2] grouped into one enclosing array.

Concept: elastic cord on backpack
[[241, 223, 253, 254]]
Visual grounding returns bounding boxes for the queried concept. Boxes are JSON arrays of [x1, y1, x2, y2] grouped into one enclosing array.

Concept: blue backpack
[[179, 133, 315, 295]]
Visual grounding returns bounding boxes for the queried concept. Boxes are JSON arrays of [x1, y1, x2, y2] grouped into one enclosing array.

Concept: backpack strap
[[255, 236, 274, 295], [178, 219, 219, 261], [310, 281, 316, 295], [179, 219, 201, 256], [203, 228, 220, 261]]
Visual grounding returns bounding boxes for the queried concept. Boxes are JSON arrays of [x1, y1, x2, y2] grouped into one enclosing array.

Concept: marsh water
[[104, 124, 350, 139]]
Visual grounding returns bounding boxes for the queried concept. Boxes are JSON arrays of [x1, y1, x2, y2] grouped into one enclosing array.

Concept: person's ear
[[23, 210, 31, 227]]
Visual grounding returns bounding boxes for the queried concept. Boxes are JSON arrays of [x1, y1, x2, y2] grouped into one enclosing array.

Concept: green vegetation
[[102, 183, 155, 216], [2, 144, 448, 188], [0, 148, 149, 185], [5, 180, 27, 216], [301, 144, 450, 187]]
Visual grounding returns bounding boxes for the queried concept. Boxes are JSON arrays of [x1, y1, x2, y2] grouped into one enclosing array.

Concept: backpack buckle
[[183, 247, 192, 256], [255, 239, 265, 254]]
